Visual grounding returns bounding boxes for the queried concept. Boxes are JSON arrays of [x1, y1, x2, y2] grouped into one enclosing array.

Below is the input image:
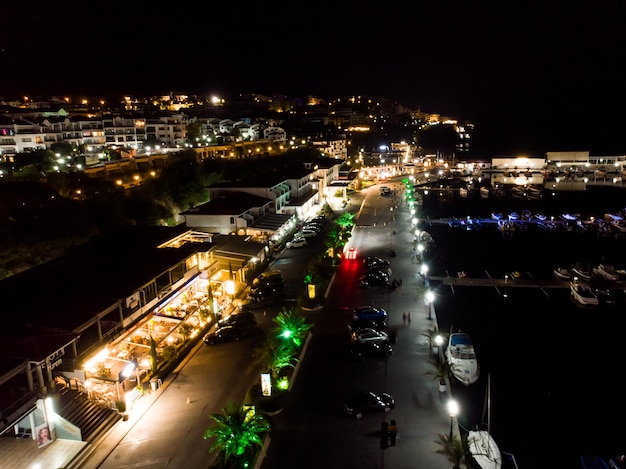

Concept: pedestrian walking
[[402, 312, 407, 325], [407, 313, 411, 324]]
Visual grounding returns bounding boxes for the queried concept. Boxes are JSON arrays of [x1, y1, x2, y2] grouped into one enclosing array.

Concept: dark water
[[419, 185, 626, 469]]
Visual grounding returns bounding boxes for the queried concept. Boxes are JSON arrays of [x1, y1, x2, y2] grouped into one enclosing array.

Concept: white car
[[350, 328, 390, 344], [287, 238, 307, 248]]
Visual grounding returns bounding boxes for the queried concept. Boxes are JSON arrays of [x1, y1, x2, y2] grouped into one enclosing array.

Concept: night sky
[[2, 2, 626, 155]]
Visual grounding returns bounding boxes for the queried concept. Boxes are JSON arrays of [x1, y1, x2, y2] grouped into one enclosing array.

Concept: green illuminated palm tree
[[204, 402, 271, 468], [272, 307, 313, 349], [250, 338, 297, 380]]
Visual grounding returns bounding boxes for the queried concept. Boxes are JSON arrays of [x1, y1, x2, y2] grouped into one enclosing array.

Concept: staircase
[[56, 385, 122, 442]]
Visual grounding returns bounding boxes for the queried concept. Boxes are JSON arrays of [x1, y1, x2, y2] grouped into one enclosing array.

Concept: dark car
[[353, 306, 388, 322], [203, 326, 248, 345], [348, 318, 388, 334], [248, 284, 284, 302], [217, 312, 257, 329], [367, 266, 392, 277], [349, 342, 393, 361], [359, 271, 390, 288], [342, 390, 395, 419], [350, 327, 390, 344], [363, 256, 391, 270]]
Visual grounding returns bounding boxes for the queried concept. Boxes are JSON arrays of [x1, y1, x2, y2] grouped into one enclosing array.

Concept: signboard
[[36, 423, 53, 448], [261, 373, 271, 397]]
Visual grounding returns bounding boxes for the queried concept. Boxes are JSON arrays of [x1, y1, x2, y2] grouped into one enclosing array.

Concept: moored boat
[[553, 267, 572, 280], [446, 331, 480, 386], [468, 374, 503, 469], [580, 454, 610, 469], [592, 264, 619, 282], [572, 262, 592, 281], [480, 186, 490, 198], [570, 280, 599, 306]]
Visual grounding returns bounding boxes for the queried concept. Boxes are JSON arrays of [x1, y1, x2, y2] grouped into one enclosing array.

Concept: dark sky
[[2, 2, 626, 155]]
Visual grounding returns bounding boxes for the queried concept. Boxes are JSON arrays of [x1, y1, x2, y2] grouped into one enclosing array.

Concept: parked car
[[350, 328, 389, 344], [342, 390, 395, 419], [303, 221, 323, 230], [367, 266, 392, 277], [348, 318, 388, 334], [286, 238, 308, 249], [203, 326, 249, 345], [217, 312, 257, 329], [353, 306, 388, 322], [294, 230, 317, 239], [248, 285, 284, 302], [307, 216, 327, 225], [349, 342, 393, 361], [252, 270, 283, 287], [363, 256, 391, 270], [359, 271, 390, 288]]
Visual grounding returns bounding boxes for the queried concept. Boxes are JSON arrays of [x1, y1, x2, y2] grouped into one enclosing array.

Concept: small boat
[[580, 454, 610, 469], [459, 187, 469, 198], [480, 186, 490, 198], [497, 219, 516, 237], [572, 262, 592, 281], [553, 267, 573, 280], [507, 212, 520, 221], [511, 185, 525, 198], [592, 264, 619, 282], [446, 331, 480, 386], [570, 280, 599, 306], [491, 212, 503, 221]]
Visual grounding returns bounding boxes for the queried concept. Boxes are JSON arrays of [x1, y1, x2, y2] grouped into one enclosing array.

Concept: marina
[[418, 182, 626, 467]]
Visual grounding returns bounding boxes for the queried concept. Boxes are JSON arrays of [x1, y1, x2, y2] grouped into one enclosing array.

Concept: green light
[[282, 329, 292, 339], [277, 377, 289, 390]]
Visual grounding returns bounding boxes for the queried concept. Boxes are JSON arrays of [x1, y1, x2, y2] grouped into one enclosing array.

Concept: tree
[[423, 357, 452, 390], [203, 402, 270, 468], [250, 338, 297, 381], [434, 433, 468, 469], [272, 307, 313, 349]]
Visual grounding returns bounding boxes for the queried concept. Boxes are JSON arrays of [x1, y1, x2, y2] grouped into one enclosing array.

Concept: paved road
[[260, 180, 457, 469]]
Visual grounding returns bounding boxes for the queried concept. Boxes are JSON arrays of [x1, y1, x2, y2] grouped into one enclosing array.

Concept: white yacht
[[446, 332, 480, 386]]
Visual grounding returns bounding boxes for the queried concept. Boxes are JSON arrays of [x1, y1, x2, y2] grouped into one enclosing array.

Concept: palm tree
[[424, 357, 452, 392], [203, 402, 271, 468], [434, 433, 468, 469], [250, 338, 297, 381], [272, 307, 313, 349]]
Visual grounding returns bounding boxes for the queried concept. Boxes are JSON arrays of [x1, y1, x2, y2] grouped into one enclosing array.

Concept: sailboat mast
[[481, 373, 492, 433]]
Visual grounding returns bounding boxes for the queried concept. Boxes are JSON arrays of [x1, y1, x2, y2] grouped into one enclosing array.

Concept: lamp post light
[[433, 334, 444, 358], [425, 290, 435, 320], [447, 399, 459, 441]]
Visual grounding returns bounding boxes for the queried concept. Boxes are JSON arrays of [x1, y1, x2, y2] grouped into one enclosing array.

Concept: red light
[[344, 247, 357, 260]]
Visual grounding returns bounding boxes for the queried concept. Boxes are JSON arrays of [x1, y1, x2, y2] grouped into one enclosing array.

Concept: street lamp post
[[425, 290, 435, 320], [447, 399, 459, 441], [433, 334, 444, 359]]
